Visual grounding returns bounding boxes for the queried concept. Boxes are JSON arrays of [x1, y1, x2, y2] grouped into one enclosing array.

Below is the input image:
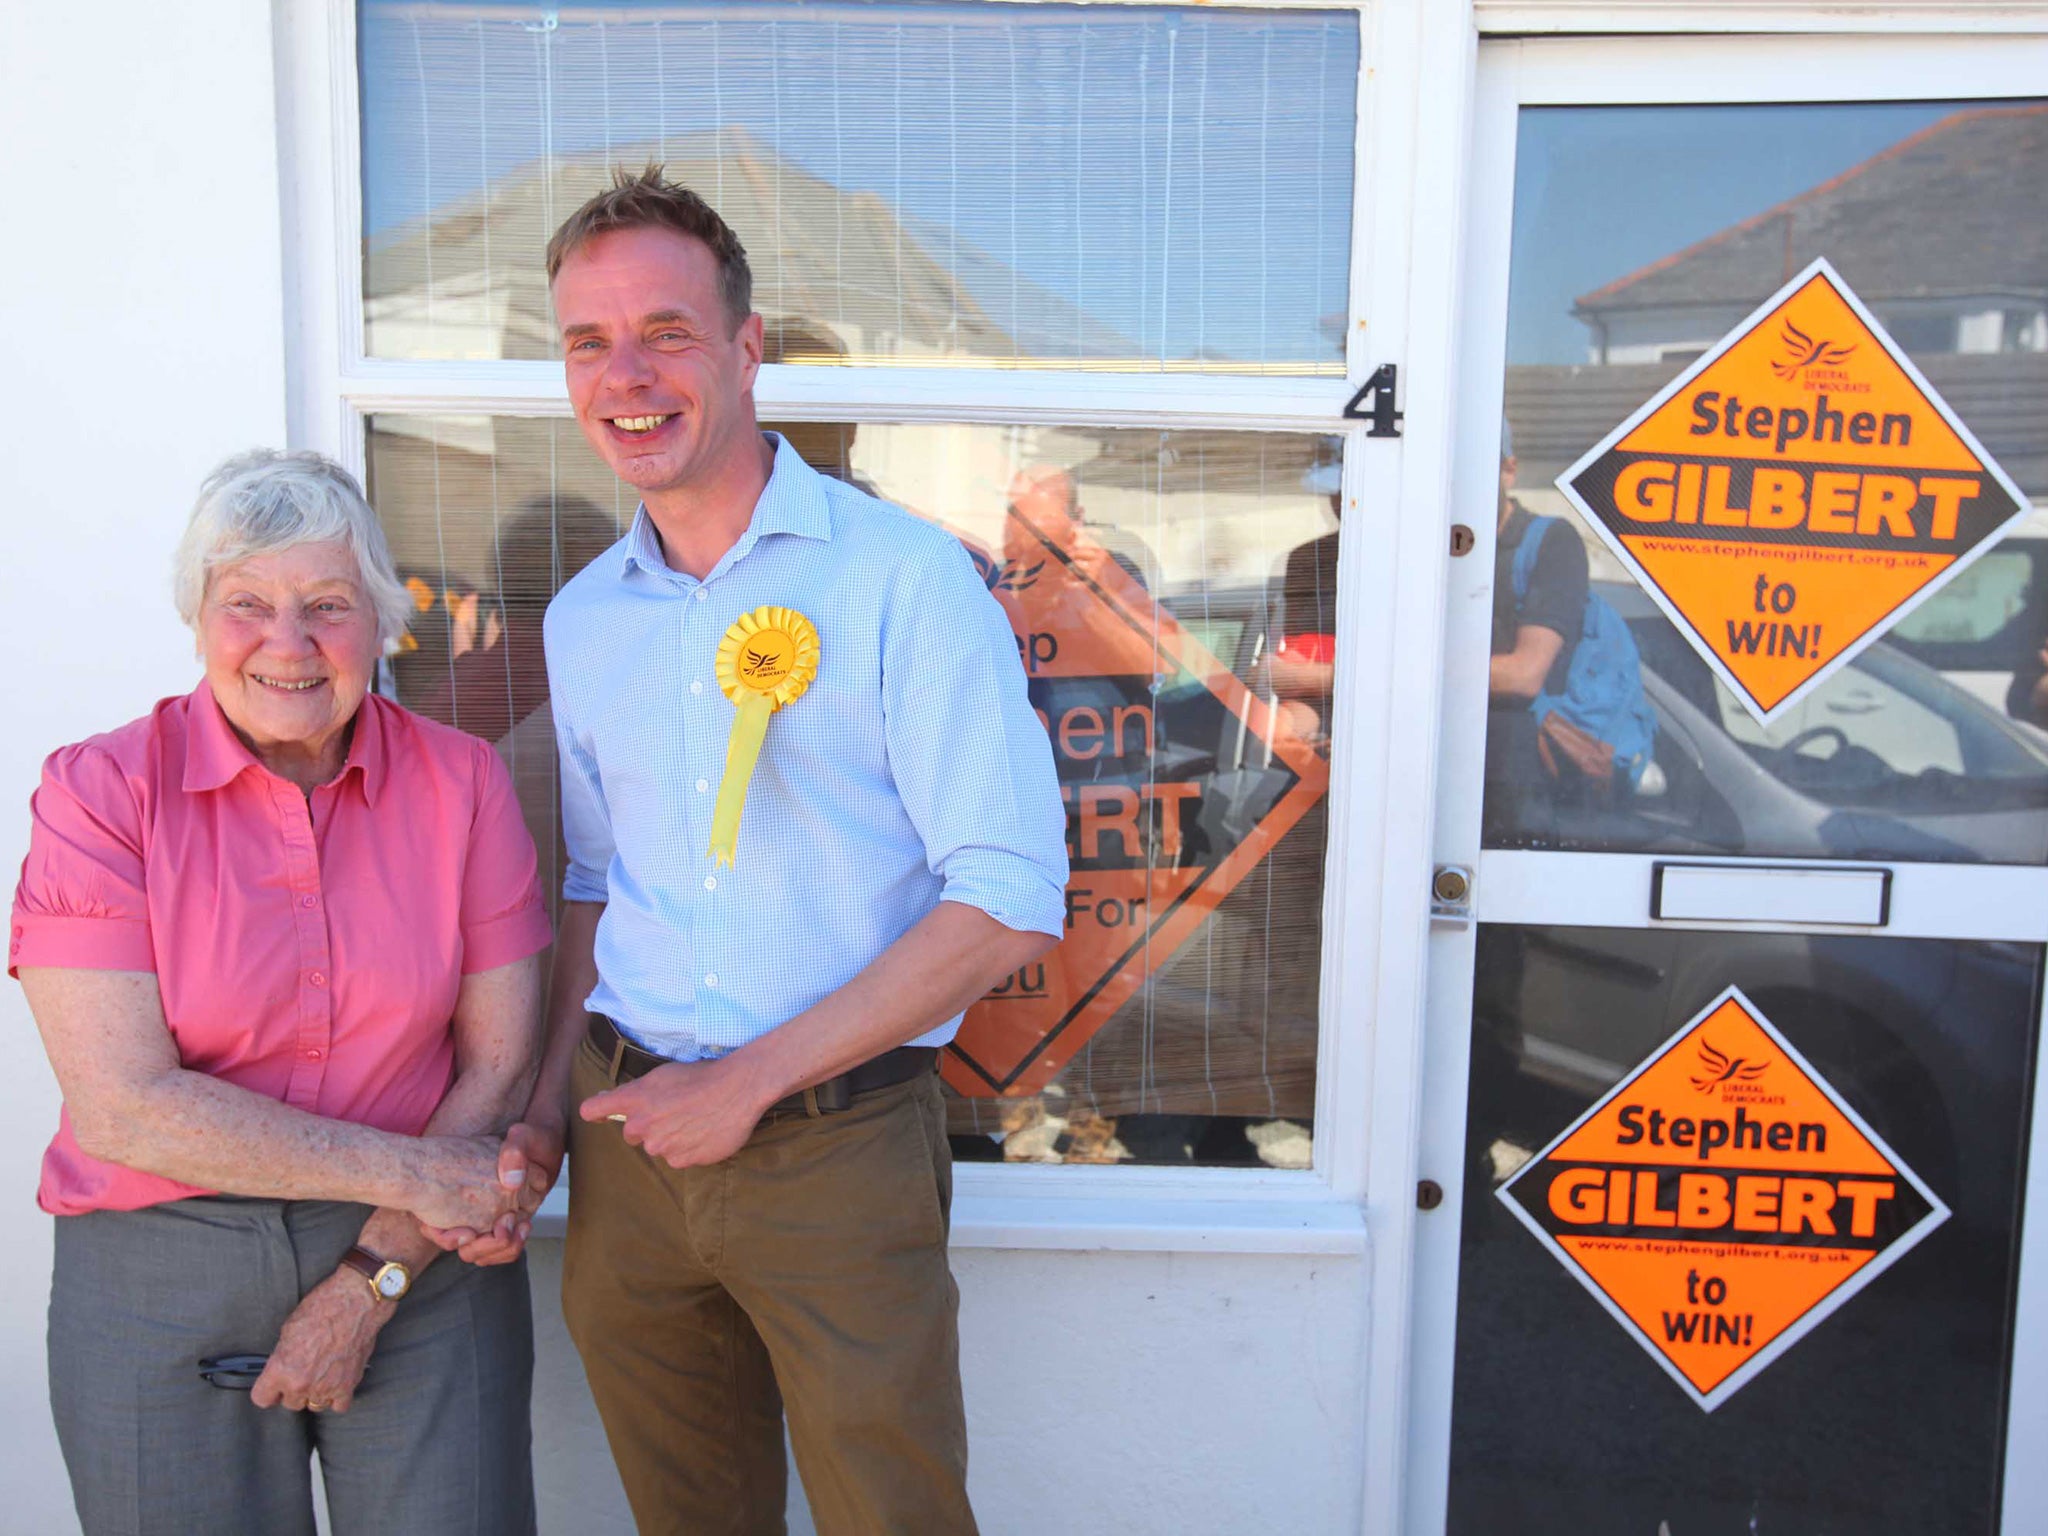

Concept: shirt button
[[695, 778, 709, 793], [703, 876, 717, 892], [309, 971, 326, 988], [303, 1048, 323, 1062], [300, 895, 317, 909], [703, 973, 719, 989], [690, 679, 704, 695]]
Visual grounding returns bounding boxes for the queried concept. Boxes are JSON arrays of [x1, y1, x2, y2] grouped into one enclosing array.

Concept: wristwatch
[[340, 1245, 412, 1302]]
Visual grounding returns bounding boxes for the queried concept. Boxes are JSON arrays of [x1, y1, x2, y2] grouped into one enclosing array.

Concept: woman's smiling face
[[199, 539, 381, 782]]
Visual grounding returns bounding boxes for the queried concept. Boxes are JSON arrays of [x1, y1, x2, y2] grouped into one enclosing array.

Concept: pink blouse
[[10, 683, 552, 1215]]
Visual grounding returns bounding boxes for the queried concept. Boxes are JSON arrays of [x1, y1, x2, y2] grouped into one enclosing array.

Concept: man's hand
[[250, 1270, 387, 1413], [419, 1121, 562, 1264], [579, 1057, 771, 1169], [405, 1134, 529, 1231]]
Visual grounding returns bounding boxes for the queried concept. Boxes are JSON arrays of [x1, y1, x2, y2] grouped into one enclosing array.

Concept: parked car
[[1885, 526, 2048, 718], [1490, 581, 2048, 864]]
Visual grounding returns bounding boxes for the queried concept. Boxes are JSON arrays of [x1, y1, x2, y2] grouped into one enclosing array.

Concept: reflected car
[[1509, 582, 2048, 864]]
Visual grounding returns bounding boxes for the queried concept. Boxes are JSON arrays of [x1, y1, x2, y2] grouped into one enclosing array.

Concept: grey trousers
[[48, 1195, 536, 1536]]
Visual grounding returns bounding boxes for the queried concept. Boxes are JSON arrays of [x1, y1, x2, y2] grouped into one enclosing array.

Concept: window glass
[[1892, 550, 2031, 646], [359, 1, 1358, 373], [366, 414, 1340, 1166], [1488, 102, 2048, 863], [1450, 924, 2039, 1532]]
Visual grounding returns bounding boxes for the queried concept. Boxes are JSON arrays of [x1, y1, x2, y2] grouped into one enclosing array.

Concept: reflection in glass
[[1489, 102, 2048, 862], [360, 1, 1358, 372], [366, 414, 1340, 1166], [1449, 924, 2039, 1533]]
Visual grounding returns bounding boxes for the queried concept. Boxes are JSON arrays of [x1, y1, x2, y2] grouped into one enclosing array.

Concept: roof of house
[[1506, 351, 2048, 497], [1576, 104, 2048, 317], [365, 123, 1134, 364]]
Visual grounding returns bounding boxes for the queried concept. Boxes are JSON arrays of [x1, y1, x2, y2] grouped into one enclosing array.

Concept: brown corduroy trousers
[[562, 1037, 979, 1536]]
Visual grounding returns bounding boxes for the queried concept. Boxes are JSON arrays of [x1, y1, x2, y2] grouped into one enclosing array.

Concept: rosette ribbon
[[707, 605, 820, 867]]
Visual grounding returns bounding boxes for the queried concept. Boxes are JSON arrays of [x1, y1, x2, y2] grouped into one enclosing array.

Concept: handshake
[[405, 1121, 564, 1266]]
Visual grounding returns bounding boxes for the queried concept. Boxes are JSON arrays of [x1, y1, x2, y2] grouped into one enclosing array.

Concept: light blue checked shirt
[[545, 434, 1068, 1060]]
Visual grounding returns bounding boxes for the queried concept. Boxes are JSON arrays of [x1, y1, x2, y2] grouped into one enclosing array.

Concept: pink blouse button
[[309, 971, 326, 988]]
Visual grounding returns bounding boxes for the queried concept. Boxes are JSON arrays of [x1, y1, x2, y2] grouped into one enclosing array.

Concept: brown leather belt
[[585, 1013, 937, 1115]]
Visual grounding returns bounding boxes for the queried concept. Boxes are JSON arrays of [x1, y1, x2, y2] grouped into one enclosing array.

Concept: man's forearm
[[1489, 624, 1566, 702], [725, 902, 1056, 1114], [527, 899, 605, 1128]]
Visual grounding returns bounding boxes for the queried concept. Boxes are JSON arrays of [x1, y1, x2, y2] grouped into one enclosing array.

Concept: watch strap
[[340, 1244, 407, 1300]]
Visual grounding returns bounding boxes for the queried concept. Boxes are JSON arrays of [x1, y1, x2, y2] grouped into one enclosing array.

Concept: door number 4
[[1343, 363, 1403, 438]]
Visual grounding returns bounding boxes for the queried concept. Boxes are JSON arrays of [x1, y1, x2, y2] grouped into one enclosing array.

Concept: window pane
[[1452, 924, 2038, 1530], [366, 414, 1341, 1166], [359, 1, 1358, 372], [1489, 101, 2048, 863]]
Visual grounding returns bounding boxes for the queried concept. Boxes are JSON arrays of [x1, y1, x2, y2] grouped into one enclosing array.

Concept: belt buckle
[[813, 1075, 853, 1114]]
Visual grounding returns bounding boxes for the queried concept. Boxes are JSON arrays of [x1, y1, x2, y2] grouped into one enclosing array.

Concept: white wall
[[0, 5, 287, 1529], [528, 1243, 1368, 1536], [1, 10, 1371, 1534]]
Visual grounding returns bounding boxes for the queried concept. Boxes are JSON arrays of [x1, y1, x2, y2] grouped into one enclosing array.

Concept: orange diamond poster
[[1557, 257, 2028, 724], [1496, 986, 1949, 1411], [940, 499, 1328, 1100]]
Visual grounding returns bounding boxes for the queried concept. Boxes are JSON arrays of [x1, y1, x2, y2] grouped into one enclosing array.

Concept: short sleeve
[[458, 743, 553, 974], [10, 745, 156, 976], [1521, 520, 1589, 646]]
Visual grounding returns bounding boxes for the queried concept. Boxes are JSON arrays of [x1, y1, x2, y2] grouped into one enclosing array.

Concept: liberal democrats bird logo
[[1692, 1039, 1770, 1093], [742, 645, 788, 680], [1771, 320, 1858, 380], [969, 548, 1044, 595]]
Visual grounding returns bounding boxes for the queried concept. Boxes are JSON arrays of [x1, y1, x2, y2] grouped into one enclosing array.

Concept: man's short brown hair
[[546, 164, 753, 332]]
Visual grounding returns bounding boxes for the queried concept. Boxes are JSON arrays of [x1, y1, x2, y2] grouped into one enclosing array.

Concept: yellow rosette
[[706, 605, 820, 867]]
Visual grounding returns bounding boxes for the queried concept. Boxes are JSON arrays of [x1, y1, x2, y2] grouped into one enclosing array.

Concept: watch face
[[374, 1265, 408, 1299]]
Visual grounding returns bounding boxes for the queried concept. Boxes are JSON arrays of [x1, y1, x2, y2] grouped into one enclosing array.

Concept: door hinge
[[1342, 363, 1404, 438]]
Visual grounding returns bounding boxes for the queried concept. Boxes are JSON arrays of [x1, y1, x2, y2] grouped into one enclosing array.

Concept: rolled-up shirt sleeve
[[10, 744, 155, 975], [458, 742, 554, 974], [883, 533, 1069, 938]]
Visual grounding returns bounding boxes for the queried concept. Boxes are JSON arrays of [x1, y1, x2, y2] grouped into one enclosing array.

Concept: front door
[[1409, 33, 2048, 1535]]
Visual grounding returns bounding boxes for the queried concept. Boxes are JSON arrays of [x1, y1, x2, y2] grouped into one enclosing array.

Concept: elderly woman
[[11, 449, 552, 1536]]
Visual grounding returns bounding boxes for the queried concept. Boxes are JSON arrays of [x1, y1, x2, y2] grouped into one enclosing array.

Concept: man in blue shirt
[[456, 168, 1066, 1535]]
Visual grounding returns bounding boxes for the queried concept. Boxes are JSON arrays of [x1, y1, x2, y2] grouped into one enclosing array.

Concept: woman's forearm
[[74, 1062, 431, 1210]]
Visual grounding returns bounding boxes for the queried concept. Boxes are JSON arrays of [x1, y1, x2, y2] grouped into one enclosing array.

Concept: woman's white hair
[[173, 449, 413, 647]]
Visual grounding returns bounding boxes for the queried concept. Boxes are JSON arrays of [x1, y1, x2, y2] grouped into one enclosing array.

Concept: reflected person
[[1271, 459, 1342, 750], [1486, 427, 1586, 837], [12, 450, 553, 1536]]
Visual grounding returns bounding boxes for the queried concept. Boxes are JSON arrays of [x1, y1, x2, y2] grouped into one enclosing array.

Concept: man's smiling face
[[553, 225, 765, 501]]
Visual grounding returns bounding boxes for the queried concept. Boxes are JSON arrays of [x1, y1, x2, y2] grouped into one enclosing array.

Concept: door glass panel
[[1448, 923, 2041, 1534], [1488, 102, 2048, 863], [366, 413, 1338, 1167]]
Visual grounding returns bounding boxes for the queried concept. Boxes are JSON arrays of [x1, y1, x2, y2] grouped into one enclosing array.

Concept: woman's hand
[[418, 1119, 562, 1265], [405, 1134, 529, 1231], [250, 1271, 387, 1413]]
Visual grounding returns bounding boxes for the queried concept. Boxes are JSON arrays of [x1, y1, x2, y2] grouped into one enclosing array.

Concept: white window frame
[[276, 0, 1487, 1255]]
